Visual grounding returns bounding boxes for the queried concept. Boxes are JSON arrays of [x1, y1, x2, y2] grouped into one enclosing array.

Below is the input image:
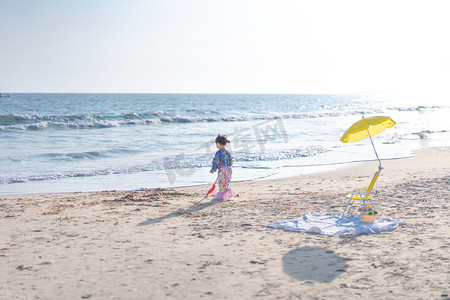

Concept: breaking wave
[[0, 145, 329, 184], [387, 105, 446, 112], [0, 109, 379, 131]]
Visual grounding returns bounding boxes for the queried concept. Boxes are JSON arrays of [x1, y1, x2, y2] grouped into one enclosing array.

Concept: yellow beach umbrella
[[340, 116, 396, 166]]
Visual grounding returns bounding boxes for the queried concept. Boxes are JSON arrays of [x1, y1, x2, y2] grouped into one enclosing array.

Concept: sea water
[[1, 93, 449, 195]]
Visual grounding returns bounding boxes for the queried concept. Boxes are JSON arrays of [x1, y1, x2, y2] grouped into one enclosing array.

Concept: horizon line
[[0, 91, 376, 95]]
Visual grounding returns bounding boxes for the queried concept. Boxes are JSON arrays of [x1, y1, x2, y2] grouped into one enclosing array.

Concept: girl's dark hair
[[215, 134, 230, 145]]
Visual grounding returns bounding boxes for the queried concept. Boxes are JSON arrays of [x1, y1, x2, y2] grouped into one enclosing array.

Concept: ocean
[[1, 93, 449, 195]]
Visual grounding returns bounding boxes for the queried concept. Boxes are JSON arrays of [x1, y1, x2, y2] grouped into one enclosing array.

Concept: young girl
[[210, 134, 237, 201]]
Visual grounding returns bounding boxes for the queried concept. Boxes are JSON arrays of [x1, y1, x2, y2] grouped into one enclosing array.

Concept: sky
[[1, 0, 449, 101]]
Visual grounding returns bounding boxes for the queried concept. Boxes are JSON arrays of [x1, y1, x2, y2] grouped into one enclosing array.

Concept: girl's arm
[[210, 152, 221, 173]]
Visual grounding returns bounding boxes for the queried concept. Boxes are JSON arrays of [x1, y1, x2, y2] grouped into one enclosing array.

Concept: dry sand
[[1, 147, 449, 299]]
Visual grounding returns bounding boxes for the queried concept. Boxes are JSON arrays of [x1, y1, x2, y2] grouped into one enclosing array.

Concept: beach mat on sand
[[268, 213, 406, 237]]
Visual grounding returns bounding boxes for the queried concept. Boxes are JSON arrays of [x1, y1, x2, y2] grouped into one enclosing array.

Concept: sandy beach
[[1, 147, 449, 299]]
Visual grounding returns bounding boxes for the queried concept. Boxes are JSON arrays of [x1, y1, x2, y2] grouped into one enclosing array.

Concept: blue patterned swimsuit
[[210, 149, 233, 173]]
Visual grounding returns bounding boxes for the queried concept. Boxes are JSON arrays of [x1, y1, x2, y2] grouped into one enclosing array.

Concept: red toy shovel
[[206, 177, 218, 196]]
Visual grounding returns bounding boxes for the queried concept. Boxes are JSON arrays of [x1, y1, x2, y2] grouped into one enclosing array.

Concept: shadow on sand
[[283, 246, 348, 283], [137, 198, 219, 226]]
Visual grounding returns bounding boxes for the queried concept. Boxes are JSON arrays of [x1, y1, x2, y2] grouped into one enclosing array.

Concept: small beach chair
[[342, 166, 382, 217]]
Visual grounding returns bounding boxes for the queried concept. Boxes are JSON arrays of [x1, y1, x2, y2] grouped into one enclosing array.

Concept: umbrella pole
[[367, 130, 382, 167]]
